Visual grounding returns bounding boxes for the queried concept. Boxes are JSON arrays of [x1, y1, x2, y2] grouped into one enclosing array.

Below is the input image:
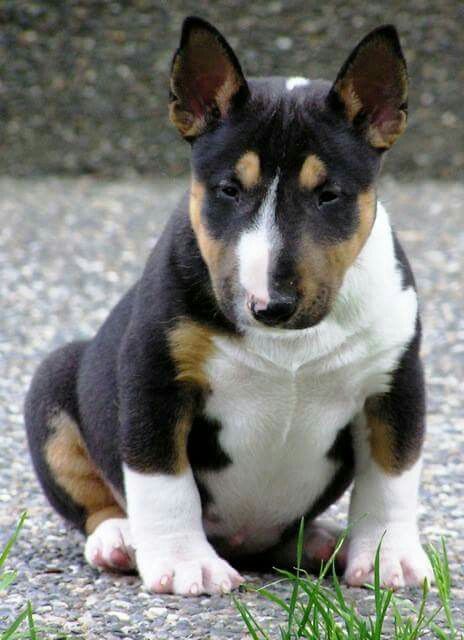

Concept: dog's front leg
[[346, 350, 433, 588], [124, 465, 243, 595], [119, 338, 243, 596]]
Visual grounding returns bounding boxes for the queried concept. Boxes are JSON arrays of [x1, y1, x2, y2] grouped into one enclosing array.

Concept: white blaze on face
[[286, 77, 310, 91], [237, 173, 281, 305]]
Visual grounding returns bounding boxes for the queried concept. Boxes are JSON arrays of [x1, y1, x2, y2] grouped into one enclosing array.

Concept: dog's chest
[[197, 324, 388, 551]]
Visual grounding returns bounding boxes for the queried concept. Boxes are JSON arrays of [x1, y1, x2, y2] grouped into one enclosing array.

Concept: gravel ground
[[0, 176, 463, 638]]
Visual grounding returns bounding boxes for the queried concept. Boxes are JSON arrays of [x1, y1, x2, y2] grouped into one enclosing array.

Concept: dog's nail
[[190, 583, 200, 595], [160, 575, 170, 587], [220, 580, 231, 593], [390, 574, 401, 588]]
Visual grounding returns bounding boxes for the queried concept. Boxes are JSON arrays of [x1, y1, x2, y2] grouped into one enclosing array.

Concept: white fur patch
[[286, 76, 310, 91], [237, 173, 280, 306], [123, 466, 243, 595], [199, 202, 421, 556]]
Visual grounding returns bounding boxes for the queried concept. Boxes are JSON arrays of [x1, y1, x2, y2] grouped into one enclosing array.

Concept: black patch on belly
[[281, 422, 355, 543], [188, 415, 231, 471]]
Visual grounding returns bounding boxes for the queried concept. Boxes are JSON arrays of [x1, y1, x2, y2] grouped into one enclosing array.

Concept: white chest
[[197, 204, 418, 552], [198, 319, 399, 550]]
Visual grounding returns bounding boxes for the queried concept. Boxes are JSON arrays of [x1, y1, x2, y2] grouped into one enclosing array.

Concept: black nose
[[251, 295, 298, 326]]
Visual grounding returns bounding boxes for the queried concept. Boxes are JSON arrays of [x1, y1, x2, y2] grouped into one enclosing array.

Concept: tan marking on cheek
[[189, 179, 224, 277], [326, 188, 376, 277], [235, 151, 261, 189], [299, 155, 327, 190], [295, 238, 328, 315], [44, 412, 122, 534], [295, 189, 376, 319]]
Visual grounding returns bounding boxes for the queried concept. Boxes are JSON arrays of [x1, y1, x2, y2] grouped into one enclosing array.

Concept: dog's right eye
[[217, 181, 240, 201]]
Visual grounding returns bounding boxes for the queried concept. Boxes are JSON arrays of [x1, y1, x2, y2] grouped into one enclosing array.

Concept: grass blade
[[26, 602, 37, 640], [1, 609, 29, 640], [234, 598, 271, 640], [0, 513, 27, 569]]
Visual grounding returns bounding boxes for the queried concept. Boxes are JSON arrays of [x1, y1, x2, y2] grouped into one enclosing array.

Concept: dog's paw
[[85, 518, 135, 572], [345, 524, 433, 589], [136, 534, 244, 596], [304, 521, 348, 570]]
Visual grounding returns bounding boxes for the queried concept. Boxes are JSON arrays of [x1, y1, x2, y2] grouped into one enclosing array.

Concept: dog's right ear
[[169, 17, 249, 141]]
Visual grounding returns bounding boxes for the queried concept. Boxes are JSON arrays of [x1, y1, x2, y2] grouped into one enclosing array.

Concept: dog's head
[[170, 17, 408, 330]]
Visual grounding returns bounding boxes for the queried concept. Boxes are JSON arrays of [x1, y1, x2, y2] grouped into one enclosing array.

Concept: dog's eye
[[218, 182, 240, 200], [318, 190, 339, 207]]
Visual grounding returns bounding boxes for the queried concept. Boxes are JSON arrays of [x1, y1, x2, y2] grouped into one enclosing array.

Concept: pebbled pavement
[[0, 177, 463, 638]]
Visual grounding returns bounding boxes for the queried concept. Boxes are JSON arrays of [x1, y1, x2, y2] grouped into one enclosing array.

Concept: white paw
[[345, 524, 433, 589], [136, 533, 244, 596], [85, 518, 135, 572]]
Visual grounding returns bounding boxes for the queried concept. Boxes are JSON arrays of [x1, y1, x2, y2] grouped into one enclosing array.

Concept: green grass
[[235, 520, 462, 640]]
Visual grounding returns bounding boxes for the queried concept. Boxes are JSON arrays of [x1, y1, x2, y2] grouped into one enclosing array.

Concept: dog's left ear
[[169, 16, 249, 140], [328, 25, 408, 150]]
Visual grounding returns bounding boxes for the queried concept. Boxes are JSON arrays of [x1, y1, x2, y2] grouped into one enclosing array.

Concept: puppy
[[25, 16, 433, 595]]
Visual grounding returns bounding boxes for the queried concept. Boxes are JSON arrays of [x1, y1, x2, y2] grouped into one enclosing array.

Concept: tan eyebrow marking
[[235, 151, 261, 189], [299, 155, 327, 190]]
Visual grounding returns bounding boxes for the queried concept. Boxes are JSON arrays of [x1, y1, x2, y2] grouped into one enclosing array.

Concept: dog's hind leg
[[24, 341, 134, 571], [267, 520, 348, 575]]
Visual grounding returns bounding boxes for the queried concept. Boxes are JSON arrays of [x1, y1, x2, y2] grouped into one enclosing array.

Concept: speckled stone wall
[[1, 0, 463, 179]]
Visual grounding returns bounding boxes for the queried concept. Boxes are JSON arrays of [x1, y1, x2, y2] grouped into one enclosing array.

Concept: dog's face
[[170, 17, 408, 330]]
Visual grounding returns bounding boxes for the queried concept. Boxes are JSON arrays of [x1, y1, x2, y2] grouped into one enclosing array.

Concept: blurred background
[[1, 0, 463, 180]]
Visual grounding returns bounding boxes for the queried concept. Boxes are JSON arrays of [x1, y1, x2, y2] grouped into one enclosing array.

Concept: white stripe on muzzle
[[237, 174, 280, 304]]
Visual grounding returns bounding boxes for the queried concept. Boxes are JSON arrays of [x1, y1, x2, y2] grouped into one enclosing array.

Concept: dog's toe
[[85, 517, 135, 572]]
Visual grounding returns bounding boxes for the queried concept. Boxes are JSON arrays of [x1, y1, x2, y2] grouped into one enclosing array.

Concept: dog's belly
[[197, 333, 375, 553]]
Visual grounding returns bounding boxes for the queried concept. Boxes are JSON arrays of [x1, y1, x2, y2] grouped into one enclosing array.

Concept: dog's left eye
[[318, 190, 339, 207], [218, 182, 240, 200]]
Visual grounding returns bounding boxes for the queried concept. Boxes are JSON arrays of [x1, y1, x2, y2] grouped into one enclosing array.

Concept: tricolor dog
[[25, 17, 433, 595]]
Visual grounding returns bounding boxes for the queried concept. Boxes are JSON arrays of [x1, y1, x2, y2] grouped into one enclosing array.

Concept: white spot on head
[[286, 77, 310, 91], [237, 174, 281, 306]]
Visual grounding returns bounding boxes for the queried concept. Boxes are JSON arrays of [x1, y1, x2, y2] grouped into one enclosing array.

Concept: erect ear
[[328, 25, 408, 150], [169, 16, 249, 140]]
